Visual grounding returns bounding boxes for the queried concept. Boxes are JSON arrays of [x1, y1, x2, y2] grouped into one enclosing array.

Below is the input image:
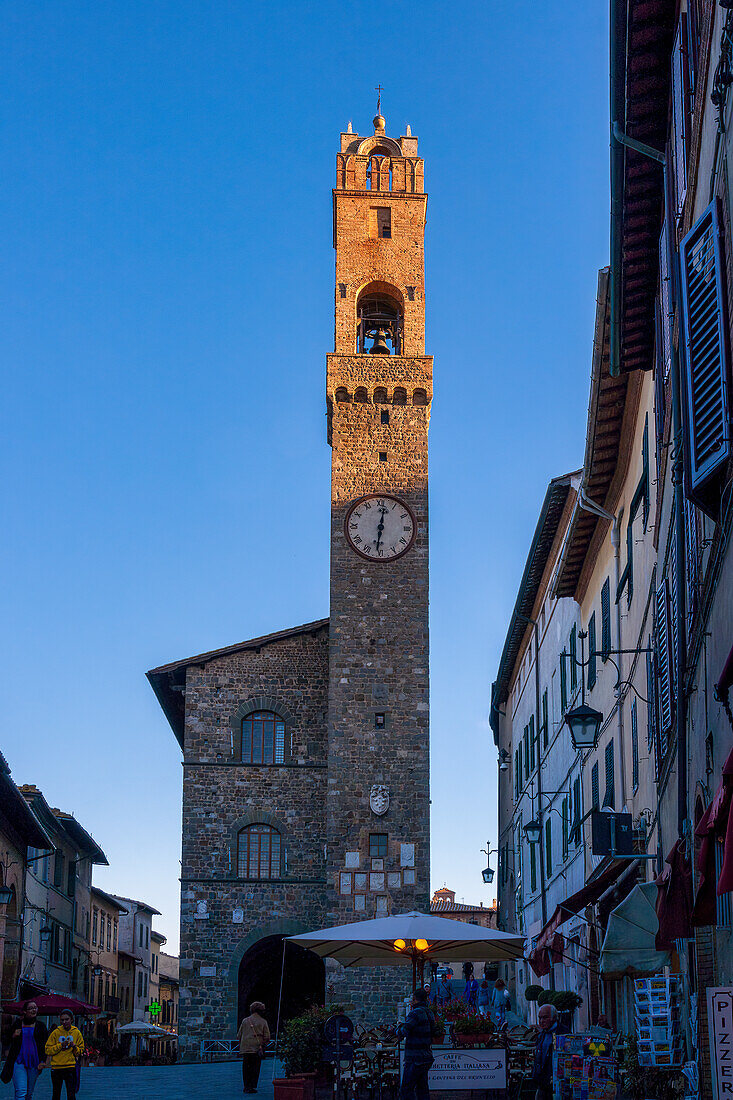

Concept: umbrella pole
[[274, 938, 287, 1069], [412, 954, 417, 994]]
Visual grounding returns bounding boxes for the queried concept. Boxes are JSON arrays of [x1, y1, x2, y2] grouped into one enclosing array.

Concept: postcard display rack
[[553, 1034, 619, 1100], [634, 977, 683, 1067]]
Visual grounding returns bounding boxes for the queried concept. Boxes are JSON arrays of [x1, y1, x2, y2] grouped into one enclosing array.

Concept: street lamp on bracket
[[480, 841, 499, 884]]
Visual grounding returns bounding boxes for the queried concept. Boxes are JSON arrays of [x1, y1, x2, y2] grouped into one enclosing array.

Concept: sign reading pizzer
[[400, 1049, 507, 1091], [708, 987, 733, 1100]]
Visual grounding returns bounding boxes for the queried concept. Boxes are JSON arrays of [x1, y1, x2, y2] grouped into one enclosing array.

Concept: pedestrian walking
[[397, 988, 438, 1100], [529, 1003, 569, 1100], [436, 975, 452, 1008], [45, 1011, 84, 1100], [464, 975, 479, 1011], [237, 1001, 270, 1094], [477, 981, 491, 1018], [490, 979, 510, 1026], [0, 1000, 48, 1099]]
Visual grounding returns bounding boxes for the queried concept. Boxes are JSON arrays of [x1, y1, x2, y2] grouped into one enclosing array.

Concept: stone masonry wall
[[178, 626, 330, 1060]]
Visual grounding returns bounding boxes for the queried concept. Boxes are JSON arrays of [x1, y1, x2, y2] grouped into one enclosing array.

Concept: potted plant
[[450, 1012, 496, 1048], [431, 1014, 446, 1045], [525, 985, 543, 1003], [274, 1006, 337, 1100]]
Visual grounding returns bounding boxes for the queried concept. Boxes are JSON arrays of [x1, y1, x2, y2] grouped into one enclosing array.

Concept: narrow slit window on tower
[[339, 283, 347, 299], [381, 409, 389, 424], [406, 286, 415, 301], [379, 451, 387, 463], [369, 207, 392, 239]]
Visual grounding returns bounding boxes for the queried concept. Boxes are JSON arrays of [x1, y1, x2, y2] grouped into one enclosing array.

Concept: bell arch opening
[[237, 934, 325, 1034], [356, 284, 403, 355]]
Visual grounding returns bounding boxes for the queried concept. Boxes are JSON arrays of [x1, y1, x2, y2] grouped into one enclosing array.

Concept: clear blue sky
[[2, 1, 609, 952]]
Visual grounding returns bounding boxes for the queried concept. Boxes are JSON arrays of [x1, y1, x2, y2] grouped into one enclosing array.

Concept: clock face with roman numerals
[[344, 494, 416, 562]]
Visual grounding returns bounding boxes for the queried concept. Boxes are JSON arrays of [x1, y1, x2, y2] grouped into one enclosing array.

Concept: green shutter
[[570, 627, 578, 691], [591, 762, 599, 810], [603, 740, 615, 809], [588, 612, 597, 689], [529, 715, 536, 770], [631, 699, 639, 790], [679, 199, 731, 516], [560, 651, 568, 712], [542, 689, 549, 748], [545, 819, 553, 878], [573, 776, 581, 844], [530, 841, 537, 892], [601, 578, 611, 660], [562, 798, 569, 860]]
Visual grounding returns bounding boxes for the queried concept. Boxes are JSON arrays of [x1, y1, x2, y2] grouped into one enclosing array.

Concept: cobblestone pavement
[[29, 1056, 279, 1099]]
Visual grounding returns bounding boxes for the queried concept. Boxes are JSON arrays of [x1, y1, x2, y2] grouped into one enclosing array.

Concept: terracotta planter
[[274, 1076, 316, 1100]]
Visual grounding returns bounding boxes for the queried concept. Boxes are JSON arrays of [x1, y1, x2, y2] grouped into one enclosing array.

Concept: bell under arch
[[356, 282, 403, 355]]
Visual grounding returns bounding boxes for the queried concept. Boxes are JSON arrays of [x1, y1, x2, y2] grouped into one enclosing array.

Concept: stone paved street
[[28, 1057, 279, 1099]]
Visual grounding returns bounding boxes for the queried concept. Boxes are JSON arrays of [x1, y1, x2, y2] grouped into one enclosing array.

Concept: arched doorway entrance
[[237, 936, 325, 1034]]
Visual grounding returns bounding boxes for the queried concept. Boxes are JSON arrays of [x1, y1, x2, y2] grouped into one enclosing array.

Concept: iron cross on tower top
[[375, 84, 383, 114]]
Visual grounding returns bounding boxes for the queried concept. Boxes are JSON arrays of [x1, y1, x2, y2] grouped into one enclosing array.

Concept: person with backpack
[[397, 988, 438, 1100]]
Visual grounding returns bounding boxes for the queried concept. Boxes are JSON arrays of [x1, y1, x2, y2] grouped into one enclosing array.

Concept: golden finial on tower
[[373, 84, 386, 133]]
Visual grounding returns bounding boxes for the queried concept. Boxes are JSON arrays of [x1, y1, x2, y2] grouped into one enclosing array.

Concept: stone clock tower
[[147, 108, 433, 1054], [326, 108, 431, 1001]]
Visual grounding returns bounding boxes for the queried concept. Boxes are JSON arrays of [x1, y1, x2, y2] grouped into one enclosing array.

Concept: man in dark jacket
[[531, 1003, 569, 1100], [397, 989, 436, 1100]]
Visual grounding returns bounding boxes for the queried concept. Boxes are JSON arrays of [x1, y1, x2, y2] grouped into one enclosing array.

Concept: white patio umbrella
[[116, 1020, 174, 1037], [288, 910, 525, 987]]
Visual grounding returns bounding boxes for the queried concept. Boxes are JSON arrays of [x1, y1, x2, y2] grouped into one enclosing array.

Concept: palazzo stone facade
[[148, 110, 432, 1060]]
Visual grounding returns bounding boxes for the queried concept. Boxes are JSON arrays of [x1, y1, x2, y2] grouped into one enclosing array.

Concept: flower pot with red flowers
[[450, 1013, 496, 1049]]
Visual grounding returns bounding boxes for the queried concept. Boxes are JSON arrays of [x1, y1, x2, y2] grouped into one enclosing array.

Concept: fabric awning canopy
[[288, 911, 525, 967], [116, 1021, 173, 1037], [600, 882, 671, 979], [2, 993, 101, 1016], [528, 859, 639, 977], [693, 746, 733, 927], [655, 838, 693, 948]]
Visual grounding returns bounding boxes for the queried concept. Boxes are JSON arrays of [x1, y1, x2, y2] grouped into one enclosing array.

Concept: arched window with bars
[[241, 711, 286, 764], [237, 824, 282, 879]]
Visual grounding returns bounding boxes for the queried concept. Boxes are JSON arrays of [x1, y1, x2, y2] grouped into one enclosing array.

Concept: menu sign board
[[708, 987, 733, 1100]]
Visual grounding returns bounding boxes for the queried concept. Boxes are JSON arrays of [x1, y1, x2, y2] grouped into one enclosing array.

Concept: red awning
[[528, 860, 636, 976], [655, 838, 693, 948], [2, 993, 101, 1016], [692, 746, 733, 926]]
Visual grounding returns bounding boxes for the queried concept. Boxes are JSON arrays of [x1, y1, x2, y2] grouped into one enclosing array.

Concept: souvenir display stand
[[634, 977, 683, 1068]]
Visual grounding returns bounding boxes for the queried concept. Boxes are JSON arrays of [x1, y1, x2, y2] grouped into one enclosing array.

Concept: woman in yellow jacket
[[45, 1011, 84, 1100]]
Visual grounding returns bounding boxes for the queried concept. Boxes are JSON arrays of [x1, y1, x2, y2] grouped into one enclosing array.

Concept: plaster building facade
[[90, 886, 125, 1039], [494, 1, 733, 1092], [0, 757, 51, 1000], [113, 896, 160, 1022], [148, 109, 432, 1060], [20, 786, 106, 998]]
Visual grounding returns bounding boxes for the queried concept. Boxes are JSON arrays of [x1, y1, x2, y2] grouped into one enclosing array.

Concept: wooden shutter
[[560, 652, 568, 711], [524, 728, 530, 779], [671, 16, 689, 219], [588, 612, 597, 689], [591, 763, 600, 810], [601, 578, 611, 659], [542, 689, 548, 748], [570, 626, 578, 691], [529, 715, 536, 770], [656, 578, 673, 750], [685, 499, 699, 632], [631, 699, 639, 790], [562, 798, 569, 860], [679, 199, 731, 514], [646, 645, 657, 750], [573, 776, 582, 843], [545, 819, 552, 878], [530, 841, 536, 893], [603, 740, 615, 809]]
